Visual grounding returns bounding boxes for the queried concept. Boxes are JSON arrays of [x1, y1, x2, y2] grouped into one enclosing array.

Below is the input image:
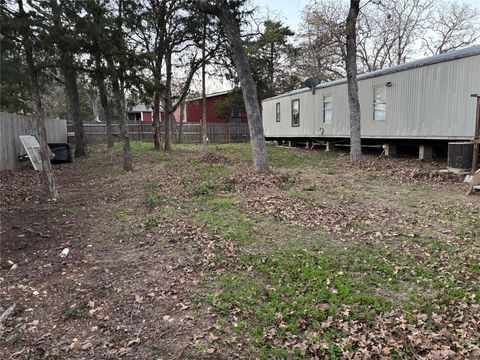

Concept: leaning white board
[[19, 135, 42, 171]]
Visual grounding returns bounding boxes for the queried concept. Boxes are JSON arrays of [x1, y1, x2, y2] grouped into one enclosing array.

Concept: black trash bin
[[48, 143, 73, 164]]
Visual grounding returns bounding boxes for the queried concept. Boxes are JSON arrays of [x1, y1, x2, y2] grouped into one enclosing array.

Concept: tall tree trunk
[[61, 53, 87, 157], [170, 113, 178, 143], [164, 97, 171, 151], [201, 14, 208, 154], [153, 88, 161, 150], [109, 0, 132, 170], [110, 63, 132, 171], [345, 0, 362, 162], [112, 79, 133, 171], [95, 61, 114, 148], [179, 100, 185, 144], [205, 2, 269, 172], [19, 0, 58, 198], [269, 42, 274, 97], [164, 53, 172, 151]]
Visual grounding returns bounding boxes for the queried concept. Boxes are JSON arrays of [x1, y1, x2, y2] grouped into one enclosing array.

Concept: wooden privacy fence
[[0, 112, 67, 170], [68, 123, 251, 144]]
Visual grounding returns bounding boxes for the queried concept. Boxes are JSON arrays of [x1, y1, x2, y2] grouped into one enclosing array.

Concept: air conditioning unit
[[448, 142, 474, 171]]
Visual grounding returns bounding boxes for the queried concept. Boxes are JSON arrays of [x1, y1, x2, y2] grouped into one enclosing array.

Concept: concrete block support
[[419, 144, 433, 160], [325, 142, 334, 152], [383, 143, 397, 157]]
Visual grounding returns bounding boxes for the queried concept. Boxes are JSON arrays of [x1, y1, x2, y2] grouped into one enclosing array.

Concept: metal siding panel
[[262, 54, 480, 139]]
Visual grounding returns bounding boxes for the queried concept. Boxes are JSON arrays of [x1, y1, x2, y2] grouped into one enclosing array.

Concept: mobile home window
[[291, 99, 300, 127], [323, 96, 332, 124], [373, 86, 386, 121], [275, 102, 281, 122]]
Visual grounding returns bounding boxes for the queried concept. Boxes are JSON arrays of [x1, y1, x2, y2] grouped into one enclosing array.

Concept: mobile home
[[262, 46, 480, 147]]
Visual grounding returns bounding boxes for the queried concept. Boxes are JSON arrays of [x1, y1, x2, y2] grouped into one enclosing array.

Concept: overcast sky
[[253, 0, 309, 32]]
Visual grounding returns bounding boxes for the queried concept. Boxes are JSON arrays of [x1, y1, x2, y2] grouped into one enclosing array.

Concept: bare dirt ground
[[1, 143, 479, 359]]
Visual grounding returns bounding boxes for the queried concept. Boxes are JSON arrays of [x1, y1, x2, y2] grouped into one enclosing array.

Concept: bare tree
[[16, 0, 58, 198], [378, 0, 433, 65], [296, 0, 441, 76], [133, 0, 170, 151], [196, 0, 270, 173], [356, 5, 398, 71], [201, 13, 208, 154], [295, 1, 347, 81], [422, 1, 480, 55], [346, 0, 362, 162]]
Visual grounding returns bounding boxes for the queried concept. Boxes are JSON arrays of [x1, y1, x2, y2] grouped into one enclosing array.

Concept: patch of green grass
[[196, 208, 256, 244], [64, 306, 78, 320], [146, 192, 173, 208], [207, 228, 480, 358], [122, 243, 136, 251], [113, 231, 128, 238], [287, 190, 302, 198], [161, 206, 179, 217], [144, 216, 157, 230], [207, 143, 343, 169], [205, 197, 238, 208], [267, 145, 342, 168], [209, 246, 398, 357], [114, 141, 154, 155], [190, 182, 234, 197], [112, 208, 130, 222], [322, 168, 337, 175], [191, 183, 217, 196], [192, 162, 229, 181], [146, 193, 161, 208], [91, 169, 123, 181], [209, 143, 254, 162]]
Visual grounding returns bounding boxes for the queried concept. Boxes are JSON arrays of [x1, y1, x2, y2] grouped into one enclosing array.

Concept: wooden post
[[471, 95, 480, 172]]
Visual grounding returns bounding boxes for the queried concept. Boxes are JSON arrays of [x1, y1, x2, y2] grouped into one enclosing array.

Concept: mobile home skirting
[[262, 46, 480, 140]]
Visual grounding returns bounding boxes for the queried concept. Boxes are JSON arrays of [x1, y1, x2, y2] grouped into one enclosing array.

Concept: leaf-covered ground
[[1, 142, 479, 359]]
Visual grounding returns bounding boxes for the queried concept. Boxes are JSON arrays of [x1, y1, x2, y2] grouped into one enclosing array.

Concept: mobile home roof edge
[[263, 45, 480, 102]]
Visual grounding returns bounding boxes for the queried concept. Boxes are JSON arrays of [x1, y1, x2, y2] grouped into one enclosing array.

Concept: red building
[[174, 91, 247, 124]]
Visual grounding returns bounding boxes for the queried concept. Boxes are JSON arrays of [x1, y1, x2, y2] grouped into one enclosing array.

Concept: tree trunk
[[201, 14, 208, 154], [153, 89, 161, 150], [164, 53, 172, 151], [61, 52, 86, 157], [170, 113, 178, 143], [345, 0, 362, 162], [215, 4, 269, 172], [179, 100, 185, 144], [95, 63, 114, 149], [111, 73, 133, 171], [269, 42, 274, 97], [19, 0, 58, 198], [164, 98, 172, 151]]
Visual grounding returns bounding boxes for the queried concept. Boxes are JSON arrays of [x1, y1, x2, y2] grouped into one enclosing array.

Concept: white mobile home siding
[[262, 50, 480, 140]]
